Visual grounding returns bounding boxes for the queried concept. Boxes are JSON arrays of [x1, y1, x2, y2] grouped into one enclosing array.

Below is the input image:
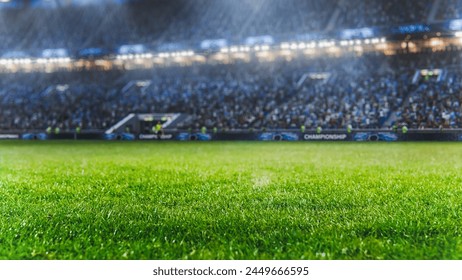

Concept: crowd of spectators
[[2, 51, 462, 132], [1, 0, 462, 132], [0, 62, 295, 131], [396, 68, 462, 129], [263, 66, 410, 129], [386, 51, 462, 129], [0, 71, 122, 131]]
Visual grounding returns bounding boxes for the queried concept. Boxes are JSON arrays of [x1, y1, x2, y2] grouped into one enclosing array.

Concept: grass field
[[0, 141, 462, 260]]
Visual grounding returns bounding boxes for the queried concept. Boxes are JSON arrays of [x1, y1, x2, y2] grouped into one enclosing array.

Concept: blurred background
[[0, 0, 461, 134]]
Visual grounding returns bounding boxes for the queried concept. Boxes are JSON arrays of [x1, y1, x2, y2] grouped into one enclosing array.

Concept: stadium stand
[[336, 0, 434, 28], [1, 0, 462, 133], [0, 0, 339, 52], [2, 51, 461, 132], [435, 0, 462, 20], [0, 0, 443, 52]]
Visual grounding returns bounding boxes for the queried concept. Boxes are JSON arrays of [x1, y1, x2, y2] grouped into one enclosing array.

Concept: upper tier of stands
[[0, 0, 457, 53]]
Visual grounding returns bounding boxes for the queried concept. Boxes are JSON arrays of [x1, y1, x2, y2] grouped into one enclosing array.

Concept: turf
[[0, 141, 461, 260]]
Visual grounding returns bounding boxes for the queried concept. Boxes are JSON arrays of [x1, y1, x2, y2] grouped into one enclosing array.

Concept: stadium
[[1, 0, 462, 260]]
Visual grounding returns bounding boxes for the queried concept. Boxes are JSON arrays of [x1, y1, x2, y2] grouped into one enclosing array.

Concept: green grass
[[1, 141, 462, 260]]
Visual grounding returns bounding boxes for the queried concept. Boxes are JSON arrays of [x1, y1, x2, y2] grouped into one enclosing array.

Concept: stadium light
[[289, 43, 298, 50], [251, 45, 270, 52], [241, 46, 250, 52], [8, 58, 33, 65], [163, 53, 170, 58], [380, 37, 387, 43], [318, 41, 335, 48], [364, 39, 371, 44], [280, 42, 290, 49], [456, 31, 462, 37], [430, 39, 443, 46], [220, 47, 229, 53]]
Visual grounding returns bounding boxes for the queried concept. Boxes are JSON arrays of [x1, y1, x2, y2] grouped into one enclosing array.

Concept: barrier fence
[[2, 130, 462, 142]]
